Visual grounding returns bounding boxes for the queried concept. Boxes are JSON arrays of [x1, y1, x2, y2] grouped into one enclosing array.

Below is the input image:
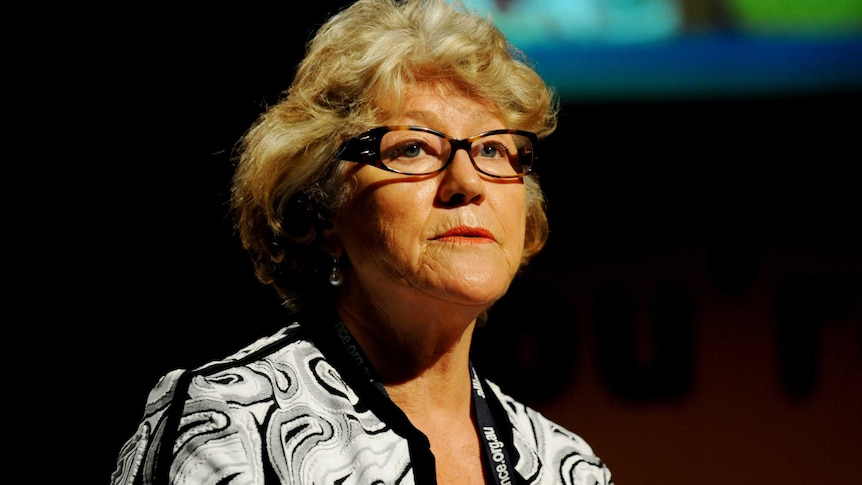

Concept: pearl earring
[[329, 256, 343, 286]]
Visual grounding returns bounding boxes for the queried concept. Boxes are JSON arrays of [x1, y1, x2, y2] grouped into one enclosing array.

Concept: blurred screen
[[458, 0, 862, 101]]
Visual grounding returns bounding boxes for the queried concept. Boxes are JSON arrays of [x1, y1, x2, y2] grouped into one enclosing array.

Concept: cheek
[[368, 184, 431, 232], [494, 189, 528, 249], [335, 181, 434, 257], [511, 210, 528, 262]]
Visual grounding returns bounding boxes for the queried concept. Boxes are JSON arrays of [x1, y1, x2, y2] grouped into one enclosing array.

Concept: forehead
[[376, 82, 501, 125]]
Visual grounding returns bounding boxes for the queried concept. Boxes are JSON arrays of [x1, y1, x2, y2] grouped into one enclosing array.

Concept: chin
[[447, 278, 511, 306]]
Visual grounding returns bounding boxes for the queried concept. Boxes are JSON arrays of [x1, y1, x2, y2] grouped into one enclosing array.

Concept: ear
[[321, 225, 343, 258]]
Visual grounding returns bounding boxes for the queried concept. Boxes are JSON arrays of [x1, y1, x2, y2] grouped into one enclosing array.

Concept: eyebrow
[[395, 109, 499, 128]]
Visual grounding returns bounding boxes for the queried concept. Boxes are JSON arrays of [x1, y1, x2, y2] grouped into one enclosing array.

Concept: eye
[[383, 137, 439, 161], [476, 141, 509, 159], [398, 142, 424, 159]]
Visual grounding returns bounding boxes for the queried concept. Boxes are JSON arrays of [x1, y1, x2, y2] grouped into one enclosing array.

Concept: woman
[[112, 0, 612, 483]]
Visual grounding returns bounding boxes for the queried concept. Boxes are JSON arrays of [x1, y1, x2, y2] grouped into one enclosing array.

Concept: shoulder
[[141, 324, 312, 409], [183, 322, 316, 400], [485, 380, 614, 485], [112, 323, 323, 485]]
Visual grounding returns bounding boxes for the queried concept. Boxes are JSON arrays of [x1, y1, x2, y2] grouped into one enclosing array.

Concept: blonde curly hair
[[231, 0, 558, 314]]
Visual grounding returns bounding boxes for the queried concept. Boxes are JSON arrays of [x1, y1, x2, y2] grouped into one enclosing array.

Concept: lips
[[434, 226, 495, 241]]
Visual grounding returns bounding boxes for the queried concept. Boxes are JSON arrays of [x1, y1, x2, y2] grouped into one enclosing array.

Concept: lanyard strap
[[471, 365, 516, 485], [328, 321, 517, 485], [331, 320, 389, 395]]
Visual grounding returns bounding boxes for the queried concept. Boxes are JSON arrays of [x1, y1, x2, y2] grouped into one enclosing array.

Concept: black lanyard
[[471, 366, 516, 485], [328, 321, 517, 485]]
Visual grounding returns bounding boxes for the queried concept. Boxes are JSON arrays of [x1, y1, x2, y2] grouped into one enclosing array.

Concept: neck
[[334, 278, 487, 377], [330, 298, 490, 484], [338, 301, 478, 378]]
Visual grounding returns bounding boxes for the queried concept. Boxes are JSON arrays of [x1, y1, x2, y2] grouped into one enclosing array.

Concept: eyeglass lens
[[379, 129, 533, 177]]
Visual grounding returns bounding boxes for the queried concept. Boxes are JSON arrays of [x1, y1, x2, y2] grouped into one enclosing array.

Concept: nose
[[437, 146, 485, 206]]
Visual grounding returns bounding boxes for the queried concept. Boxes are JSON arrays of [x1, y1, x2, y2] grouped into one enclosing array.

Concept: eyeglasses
[[336, 126, 538, 178]]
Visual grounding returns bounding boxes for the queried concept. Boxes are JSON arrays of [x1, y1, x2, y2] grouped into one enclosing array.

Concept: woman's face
[[330, 84, 527, 310]]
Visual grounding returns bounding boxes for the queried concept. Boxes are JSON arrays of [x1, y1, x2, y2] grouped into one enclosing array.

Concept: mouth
[[433, 226, 495, 243]]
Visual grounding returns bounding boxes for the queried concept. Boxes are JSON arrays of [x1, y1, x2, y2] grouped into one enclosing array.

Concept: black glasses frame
[[336, 125, 538, 178]]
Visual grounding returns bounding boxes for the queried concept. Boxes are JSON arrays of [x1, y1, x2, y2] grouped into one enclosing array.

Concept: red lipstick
[[434, 226, 495, 242]]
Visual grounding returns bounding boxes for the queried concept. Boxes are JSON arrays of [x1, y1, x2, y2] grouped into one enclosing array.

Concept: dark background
[[53, 2, 860, 483]]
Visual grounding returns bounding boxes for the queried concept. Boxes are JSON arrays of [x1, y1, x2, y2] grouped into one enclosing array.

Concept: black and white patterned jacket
[[111, 322, 612, 485]]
